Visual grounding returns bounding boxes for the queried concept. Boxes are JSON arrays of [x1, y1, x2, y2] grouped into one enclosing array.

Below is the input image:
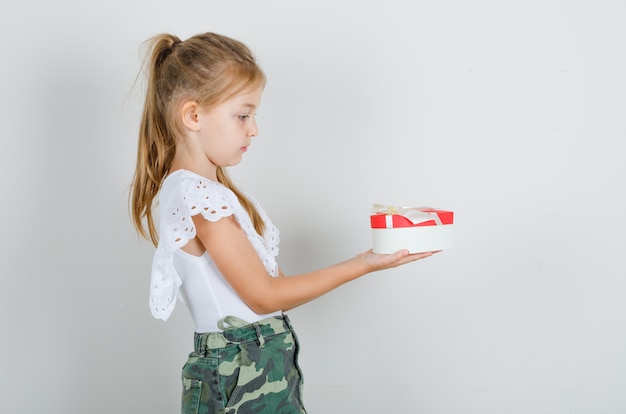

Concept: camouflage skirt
[[181, 314, 306, 414]]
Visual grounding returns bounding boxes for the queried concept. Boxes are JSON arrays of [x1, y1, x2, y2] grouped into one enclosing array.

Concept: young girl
[[131, 32, 437, 414]]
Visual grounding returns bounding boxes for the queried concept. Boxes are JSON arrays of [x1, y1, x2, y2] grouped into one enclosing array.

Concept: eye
[[238, 114, 250, 121]]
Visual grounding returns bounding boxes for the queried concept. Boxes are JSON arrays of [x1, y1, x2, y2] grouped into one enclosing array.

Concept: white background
[[2, 1, 625, 413]]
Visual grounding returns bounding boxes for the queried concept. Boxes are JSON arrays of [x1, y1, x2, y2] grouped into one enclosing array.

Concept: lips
[[240, 146, 248, 153]]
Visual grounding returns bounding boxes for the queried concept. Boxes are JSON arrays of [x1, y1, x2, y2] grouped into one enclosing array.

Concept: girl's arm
[[192, 214, 436, 314]]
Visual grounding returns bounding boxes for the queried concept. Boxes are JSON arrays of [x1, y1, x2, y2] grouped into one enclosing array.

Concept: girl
[[131, 32, 437, 414]]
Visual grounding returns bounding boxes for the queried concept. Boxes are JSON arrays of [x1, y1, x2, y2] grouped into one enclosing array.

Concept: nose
[[249, 118, 259, 138]]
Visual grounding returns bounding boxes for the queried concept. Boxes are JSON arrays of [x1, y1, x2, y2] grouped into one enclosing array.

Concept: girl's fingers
[[360, 249, 440, 271], [391, 250, 440, 266]]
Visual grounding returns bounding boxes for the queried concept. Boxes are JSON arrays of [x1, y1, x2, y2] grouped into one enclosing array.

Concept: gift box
[[371, 204, 454, 254]]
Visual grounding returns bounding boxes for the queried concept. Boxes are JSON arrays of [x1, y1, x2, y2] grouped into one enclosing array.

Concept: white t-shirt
[[149, 169, 281, 332]]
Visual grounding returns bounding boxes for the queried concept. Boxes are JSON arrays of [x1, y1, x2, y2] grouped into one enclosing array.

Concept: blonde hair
[[131, 32, 267, 246]]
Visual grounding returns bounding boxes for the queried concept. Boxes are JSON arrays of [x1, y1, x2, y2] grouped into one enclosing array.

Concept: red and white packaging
[[370, 204, 454, 254]]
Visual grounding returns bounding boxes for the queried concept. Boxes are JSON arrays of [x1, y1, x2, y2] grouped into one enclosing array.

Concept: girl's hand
[[356, 249, 440, 273]]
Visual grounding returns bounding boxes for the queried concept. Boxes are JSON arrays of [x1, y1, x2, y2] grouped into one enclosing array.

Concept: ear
[[180, 100, 201, 131]]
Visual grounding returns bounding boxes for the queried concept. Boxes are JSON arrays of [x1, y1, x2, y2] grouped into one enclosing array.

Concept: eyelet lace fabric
[[149, 170, 280, 321]]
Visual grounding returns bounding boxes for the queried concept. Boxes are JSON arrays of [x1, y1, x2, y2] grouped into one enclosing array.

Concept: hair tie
[[156, 41, 180, 67]]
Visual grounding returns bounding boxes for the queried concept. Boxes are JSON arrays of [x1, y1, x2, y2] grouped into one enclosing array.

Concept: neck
[[170, 146, 218, 181]]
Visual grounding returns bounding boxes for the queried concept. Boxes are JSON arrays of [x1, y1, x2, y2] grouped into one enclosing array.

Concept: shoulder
[[161, 169, 230, 199], [160, 170, 238, 220]]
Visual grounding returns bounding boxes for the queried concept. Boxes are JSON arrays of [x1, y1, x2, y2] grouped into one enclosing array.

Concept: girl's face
[[196, 87, 262, 173]]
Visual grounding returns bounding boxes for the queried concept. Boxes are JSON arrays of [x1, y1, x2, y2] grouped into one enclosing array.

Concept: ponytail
[[131, 34, 180, 246]]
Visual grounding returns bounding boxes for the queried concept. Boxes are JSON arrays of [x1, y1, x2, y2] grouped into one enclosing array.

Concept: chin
[[226, 159, 243, 167]]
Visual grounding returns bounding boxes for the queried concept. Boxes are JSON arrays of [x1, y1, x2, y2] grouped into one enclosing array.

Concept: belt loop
[[253, 323, 265, 348], [197, 335, 207, 357]]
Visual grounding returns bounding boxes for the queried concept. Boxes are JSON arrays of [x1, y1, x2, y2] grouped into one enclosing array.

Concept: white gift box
[[371, 205, 454, 254]]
